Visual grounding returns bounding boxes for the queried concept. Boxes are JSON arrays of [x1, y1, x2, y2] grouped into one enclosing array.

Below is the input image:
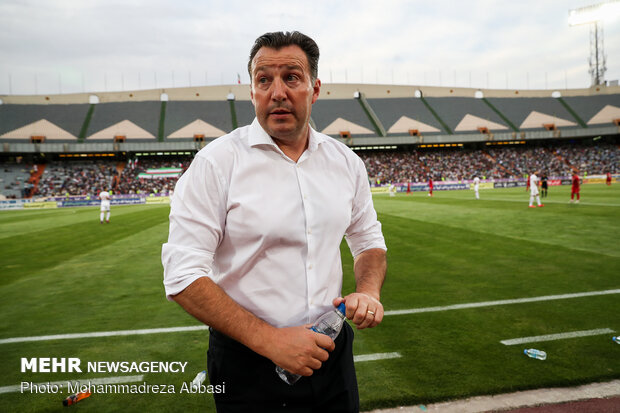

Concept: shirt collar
[[248, 117, 326, 154]]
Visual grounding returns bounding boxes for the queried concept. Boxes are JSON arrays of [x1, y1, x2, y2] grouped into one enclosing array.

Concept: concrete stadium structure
[[0, 83, 619, 156]]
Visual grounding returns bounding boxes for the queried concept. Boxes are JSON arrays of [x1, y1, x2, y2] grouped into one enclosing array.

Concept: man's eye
[[287, 74, 299, 81], [258, 77, 268, 83]]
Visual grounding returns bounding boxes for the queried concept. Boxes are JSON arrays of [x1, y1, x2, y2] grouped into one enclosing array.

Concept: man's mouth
[[270, 108, 292, 116]]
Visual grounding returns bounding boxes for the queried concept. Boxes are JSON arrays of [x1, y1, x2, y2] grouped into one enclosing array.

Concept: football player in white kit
[[528, 171, 544, 208], [473, 176, 480, 199], [99, 190, 111, 223]]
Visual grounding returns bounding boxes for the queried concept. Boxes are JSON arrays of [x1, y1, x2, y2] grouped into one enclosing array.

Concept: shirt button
[[308, 264, 313, 270], [308, 229, 312, 234]]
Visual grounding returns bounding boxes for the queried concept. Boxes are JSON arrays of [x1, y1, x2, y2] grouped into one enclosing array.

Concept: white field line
[[384, 288, 620, 316], [354, 352, 402, 362], [500, 328, 615, 346], [1, 289, 619, 345], [0, 326, 208, 345], [428, 194, 620, 207], [0, 374, 144, 394]]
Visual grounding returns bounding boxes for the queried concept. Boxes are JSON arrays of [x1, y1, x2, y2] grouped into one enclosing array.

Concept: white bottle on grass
[[191, 370, 207, 390], [524, 348, 547, 360]]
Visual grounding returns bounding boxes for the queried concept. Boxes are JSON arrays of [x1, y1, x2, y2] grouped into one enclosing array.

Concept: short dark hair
[[247, 31, 319, 82]]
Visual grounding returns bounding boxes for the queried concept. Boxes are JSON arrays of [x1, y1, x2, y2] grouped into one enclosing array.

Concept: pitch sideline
[[1, 289, 618, 345]]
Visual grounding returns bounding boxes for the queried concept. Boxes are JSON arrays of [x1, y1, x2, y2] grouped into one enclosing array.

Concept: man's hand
[[336, 248, 386, 330], [265, 326, 335, 376], [333, 293, 384, 330], [173, 278, 337, 377]]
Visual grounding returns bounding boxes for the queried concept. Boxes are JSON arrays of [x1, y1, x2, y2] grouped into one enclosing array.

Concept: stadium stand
[[85, 101, 161, 141], [423, 96, 509, 134], [485, 97, 582, 131], [112, 156, 191, 195], [359, 141, 619, 183], [33, 157, 192, 197], [36, 161, 119, 197], [367, 97, 445, 136], [561, 94, 620, 126], [0, 162, 32, 198], [232, 100, 256, 128], [311, 99, 377, 138], [11, 139, 614, 198], [0, 104, 90, 142], [164, 101, 232, 140], [0, 83, 618, 199]]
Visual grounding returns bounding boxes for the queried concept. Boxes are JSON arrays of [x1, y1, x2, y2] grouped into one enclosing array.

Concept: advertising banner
[[470, 182, 494, 190], [0, 200, 25, 210], [493, 181, 527, 188], [23, 201, 58, 209], [57, 200, 100, 208], [145, 196, 171, 204], [395, 183, 469, 192], [583, 178, 606, 184], [57, 198, 143, 208]]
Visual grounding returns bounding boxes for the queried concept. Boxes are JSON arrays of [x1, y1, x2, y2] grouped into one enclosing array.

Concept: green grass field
[[1, 184, 618, 412]]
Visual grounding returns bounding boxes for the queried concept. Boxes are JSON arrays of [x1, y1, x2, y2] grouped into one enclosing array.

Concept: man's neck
[[272, 128, 310, 163]]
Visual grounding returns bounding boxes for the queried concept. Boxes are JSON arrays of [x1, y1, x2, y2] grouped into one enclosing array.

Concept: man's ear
[[311, 78, 321, 104]]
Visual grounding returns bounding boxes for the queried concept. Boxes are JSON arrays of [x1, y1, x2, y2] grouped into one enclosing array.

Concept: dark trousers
[[207, 322, 359, 413]]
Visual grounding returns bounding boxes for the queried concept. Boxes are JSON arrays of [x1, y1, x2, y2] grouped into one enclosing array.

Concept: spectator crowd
[[2, 142, 618, 199], [359, 142, 619, 184], [33, 156, 192, 198]]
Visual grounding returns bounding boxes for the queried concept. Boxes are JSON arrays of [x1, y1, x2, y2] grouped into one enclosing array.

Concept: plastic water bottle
[[191, 370, 207, 390], [524, 348, 547, 360], [613, 336, 620, 344], [276, 303, 347, 385]]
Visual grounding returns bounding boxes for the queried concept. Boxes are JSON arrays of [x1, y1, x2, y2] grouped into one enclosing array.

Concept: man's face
[[250, 45, 320, 143]]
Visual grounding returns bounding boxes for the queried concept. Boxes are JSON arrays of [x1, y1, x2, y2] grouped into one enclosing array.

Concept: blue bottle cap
[[336, 302, 346, 315]]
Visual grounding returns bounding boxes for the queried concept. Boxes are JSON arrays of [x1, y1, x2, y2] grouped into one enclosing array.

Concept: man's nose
[[271, 77, 287, 101]]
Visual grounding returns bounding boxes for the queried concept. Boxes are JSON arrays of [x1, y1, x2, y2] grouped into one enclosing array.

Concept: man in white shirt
[[99, 190, 111, 223], [473, 176, 480, 199], [528, 171, 544, 208], [162, 31, 386, 412]]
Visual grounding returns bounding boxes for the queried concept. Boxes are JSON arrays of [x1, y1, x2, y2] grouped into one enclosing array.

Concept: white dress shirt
[[162, 119, 386, 328]]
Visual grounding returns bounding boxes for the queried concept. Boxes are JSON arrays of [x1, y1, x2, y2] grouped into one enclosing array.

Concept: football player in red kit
[[570, 172, 581, 203]]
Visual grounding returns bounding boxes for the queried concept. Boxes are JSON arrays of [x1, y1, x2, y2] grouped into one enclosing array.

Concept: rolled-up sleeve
[[345, 156, 387, 258], [161, 155, 227, 300]]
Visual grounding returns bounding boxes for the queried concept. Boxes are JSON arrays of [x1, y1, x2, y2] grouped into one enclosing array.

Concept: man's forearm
[[353, 248, 387, 299], [337, 248, 386, 329], [172, 277, 275, 357], [172, 276, 335, 376]]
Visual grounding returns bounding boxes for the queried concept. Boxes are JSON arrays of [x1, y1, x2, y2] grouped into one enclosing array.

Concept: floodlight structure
[[569, 0, 620, 86]]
